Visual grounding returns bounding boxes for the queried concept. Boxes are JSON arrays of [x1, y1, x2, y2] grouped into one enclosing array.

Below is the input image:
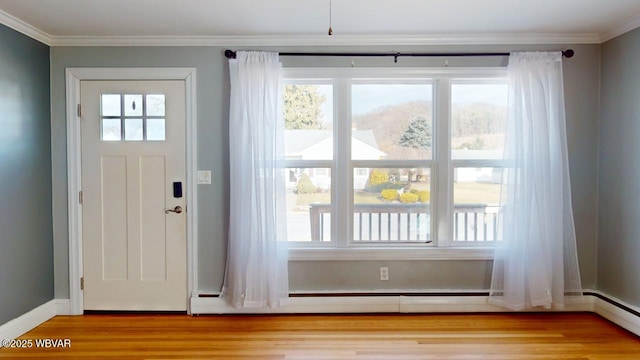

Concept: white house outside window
[[281, 68, 507, 255]]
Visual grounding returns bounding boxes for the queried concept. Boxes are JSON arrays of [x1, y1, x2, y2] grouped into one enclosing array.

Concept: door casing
[[65, 68, 198, 315]]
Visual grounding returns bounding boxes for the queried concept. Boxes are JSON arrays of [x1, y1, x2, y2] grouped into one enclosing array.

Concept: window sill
[[288, 247, 494, 261]]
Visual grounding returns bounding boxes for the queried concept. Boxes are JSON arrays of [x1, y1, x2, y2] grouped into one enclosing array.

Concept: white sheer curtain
[[489, 52, 582, 310], [221, 51, 289, 308]]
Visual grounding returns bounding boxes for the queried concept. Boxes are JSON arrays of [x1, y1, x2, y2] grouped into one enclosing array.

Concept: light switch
[[197, 170, 211, 184]]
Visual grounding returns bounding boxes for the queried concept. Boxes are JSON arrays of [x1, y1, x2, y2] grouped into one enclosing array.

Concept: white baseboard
[[400, 295, 594, 313], [192, 293, 638, 335], [0, 300, 57, 343], [55, 299, 71, 316], [591, 291, 640, 336], [190, 294, 594, 315], [191, 296, 400, 314]]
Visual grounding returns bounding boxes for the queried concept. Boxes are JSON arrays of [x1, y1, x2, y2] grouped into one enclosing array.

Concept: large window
[[282, 69, 507, 251], [351, 83, 433, 243]]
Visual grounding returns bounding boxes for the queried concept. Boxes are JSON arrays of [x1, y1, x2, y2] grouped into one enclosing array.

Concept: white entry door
[[81, 80, 187, 311]]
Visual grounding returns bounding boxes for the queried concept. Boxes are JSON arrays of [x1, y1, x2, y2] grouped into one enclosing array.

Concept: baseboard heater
[[192, 291, 640, 337]]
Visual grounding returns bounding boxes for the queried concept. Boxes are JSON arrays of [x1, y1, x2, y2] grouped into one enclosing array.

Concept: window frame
[[448, 79, 508, 246], [282, 67, 507, 260], [100, 93, 167, 142]]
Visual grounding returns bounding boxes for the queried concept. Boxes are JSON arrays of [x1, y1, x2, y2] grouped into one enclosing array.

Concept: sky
[[351, 84, 432, 115], [316, 83, 508, 123]]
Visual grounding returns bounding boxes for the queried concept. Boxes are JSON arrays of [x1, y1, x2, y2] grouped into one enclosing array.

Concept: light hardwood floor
[[1, 312, 638, 359]]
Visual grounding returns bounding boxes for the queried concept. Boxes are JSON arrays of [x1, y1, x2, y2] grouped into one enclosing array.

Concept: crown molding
[[599, 14, 640, 43], [3, 6, 637, 48], [49, 33, 601, 47], [0, 8, 51, 45]]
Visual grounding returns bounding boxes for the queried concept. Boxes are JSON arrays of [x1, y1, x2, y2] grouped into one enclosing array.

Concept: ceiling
[[1, 0, 639, 46]]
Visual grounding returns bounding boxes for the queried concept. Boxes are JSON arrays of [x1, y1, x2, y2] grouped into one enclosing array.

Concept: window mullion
[[434, 79, 452, 247], [333, 79, 351, 248]]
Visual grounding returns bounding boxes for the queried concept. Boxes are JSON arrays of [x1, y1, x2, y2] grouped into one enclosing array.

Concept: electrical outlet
[[380, 266, 389, 281]]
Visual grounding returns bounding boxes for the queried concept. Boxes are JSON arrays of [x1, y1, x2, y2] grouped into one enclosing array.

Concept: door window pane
[[353, 167, 431, 242], [352, 84, 433, 160], [146, 94, 165, 116], [286, 167, 331, 242], [102, 118, 121, 141], [453, 167, 503, 242], [147, 118, 166, 141], [124, 94, 143, 116], [124, 118, 143, 141], [283, 84, 333, 160], [101, 94, 121, 116], [451, 83, 507, 160]]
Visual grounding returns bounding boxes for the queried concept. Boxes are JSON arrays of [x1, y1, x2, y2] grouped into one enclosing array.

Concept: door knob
[[165, 206, 183, 214]]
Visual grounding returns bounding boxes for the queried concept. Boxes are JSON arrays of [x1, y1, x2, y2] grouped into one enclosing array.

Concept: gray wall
[[598, 27, 640, 308], [0, 24, 53, 324], [50, 44, 600, 298]]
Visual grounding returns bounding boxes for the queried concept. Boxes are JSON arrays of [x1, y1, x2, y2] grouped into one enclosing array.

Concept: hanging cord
[[328, 0, 333, 35]]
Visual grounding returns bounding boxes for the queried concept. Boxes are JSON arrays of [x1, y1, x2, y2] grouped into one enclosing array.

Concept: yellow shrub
[[417, 191, 430, 202], [380, 189, 399, 201], [368, 170, 389, 187], [400, 192, 419, 203]]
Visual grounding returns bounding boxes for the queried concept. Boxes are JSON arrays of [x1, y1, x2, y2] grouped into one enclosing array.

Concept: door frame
[[65, 68, 198, 315]]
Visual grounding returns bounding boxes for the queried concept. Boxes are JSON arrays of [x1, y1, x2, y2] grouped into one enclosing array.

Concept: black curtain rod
[[224, 49, 574, 63]]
